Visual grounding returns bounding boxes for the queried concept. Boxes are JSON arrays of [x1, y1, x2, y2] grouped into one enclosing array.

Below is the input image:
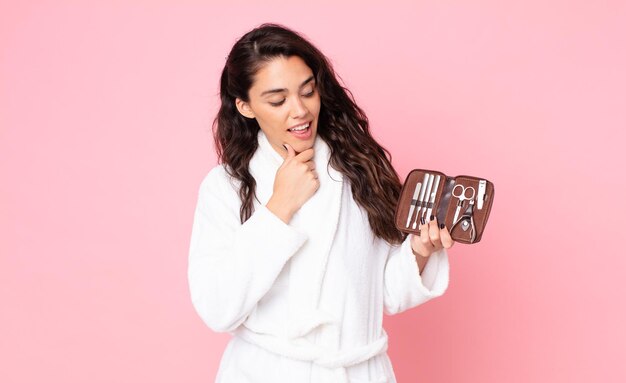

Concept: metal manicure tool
[[417, 174, 434, 227], [420, 173, 434, 223], [452, 184, 476, 225], [477, 180, 486, 210], [405, 182, 422, 228], [450, 193, 477, 243], [425, 174, 441, 222], [412, 173, 430, 229]]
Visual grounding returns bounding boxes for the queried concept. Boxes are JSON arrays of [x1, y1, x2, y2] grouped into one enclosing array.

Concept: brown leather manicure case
[[394, 169, 495, 244]]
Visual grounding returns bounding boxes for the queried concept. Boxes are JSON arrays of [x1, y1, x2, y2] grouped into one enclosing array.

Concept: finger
[[306, 160, 316, 171], [410, 233, 428, 258], [294, 147, 315, 162], [409, 233, 426, 256], [428, 216, 443, 249], [283, 143, 296, 160], [438, 221, 455, 249], [418, 217, 434, 254]]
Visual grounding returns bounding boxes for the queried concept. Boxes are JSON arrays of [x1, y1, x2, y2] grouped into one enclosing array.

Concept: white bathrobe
[[187, 129, 450, 383]]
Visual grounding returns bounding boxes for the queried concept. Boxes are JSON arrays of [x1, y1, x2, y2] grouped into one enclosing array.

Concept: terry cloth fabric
[[187, 129, 450, 383], [252, 129, 344, 340]]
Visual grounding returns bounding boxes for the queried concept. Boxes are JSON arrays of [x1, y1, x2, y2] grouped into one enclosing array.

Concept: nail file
[[477, 180, 486, 210], [412, 173, 430, 229], [420, 173, 434, 222], [405, 182, 422, 228], [426, 174, 441, 222]]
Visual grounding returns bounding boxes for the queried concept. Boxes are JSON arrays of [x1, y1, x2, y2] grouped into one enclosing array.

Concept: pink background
[[2, 1, 625, 382]]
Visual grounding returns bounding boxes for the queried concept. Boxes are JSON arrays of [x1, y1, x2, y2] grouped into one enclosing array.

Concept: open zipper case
[[394, 168, 495, 244]]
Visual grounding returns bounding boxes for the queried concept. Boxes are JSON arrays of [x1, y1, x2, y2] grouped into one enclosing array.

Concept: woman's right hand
[[265, 143, 319, 223]]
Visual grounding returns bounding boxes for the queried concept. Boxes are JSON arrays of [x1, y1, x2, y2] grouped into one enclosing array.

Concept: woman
[[188, 23, 454, 383]]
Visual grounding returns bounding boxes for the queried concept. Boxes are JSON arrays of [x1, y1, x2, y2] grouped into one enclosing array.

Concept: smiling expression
[[235, 55, 321, 159]]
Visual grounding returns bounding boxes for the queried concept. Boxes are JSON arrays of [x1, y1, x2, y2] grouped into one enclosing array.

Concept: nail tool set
[[394, 169, 495, 244]]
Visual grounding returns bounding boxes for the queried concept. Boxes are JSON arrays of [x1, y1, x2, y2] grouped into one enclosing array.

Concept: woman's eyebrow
[[260, 75, 315, 96]]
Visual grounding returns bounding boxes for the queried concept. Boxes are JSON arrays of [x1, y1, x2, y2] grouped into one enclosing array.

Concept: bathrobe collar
[[250, 129, 344, 339]]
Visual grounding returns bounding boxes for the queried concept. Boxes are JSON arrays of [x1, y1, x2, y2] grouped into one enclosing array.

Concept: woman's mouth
[[287, 122, 312, 139]]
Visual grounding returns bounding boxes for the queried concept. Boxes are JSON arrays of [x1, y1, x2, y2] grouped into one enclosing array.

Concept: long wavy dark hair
[[212, 23, 406, 245]]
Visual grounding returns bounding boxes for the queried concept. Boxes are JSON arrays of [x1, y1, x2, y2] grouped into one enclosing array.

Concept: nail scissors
[[450, 196, 477, 243], [452, 184, 476, 224]]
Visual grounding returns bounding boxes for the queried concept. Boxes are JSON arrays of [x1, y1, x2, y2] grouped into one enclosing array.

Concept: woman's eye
[[269, 90, 315, 107]]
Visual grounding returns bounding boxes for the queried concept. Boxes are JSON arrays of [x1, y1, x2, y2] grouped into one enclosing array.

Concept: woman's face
[[236, 55, 320, 159]]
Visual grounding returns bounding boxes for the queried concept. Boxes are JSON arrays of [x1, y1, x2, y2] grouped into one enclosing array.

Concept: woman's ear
[[235, 98, 255, 119]]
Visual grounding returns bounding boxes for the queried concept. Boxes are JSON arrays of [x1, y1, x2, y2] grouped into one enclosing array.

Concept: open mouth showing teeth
[[288, 122, 310, 131]]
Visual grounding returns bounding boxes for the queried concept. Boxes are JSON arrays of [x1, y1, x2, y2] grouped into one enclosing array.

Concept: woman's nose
[[289, 96, 308, 118]]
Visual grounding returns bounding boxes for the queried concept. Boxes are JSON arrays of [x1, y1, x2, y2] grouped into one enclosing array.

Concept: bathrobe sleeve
[[187, 166, 308, 333], [382, 233, 450, 315]]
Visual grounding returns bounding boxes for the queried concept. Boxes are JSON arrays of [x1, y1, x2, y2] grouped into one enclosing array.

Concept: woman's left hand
[[410, 215, 455, 259]]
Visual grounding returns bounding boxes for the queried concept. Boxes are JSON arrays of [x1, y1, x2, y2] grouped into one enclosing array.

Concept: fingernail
[[430, 215, 434, 221], [282, 144, 287, 150], [439, 223, 445, 229]]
